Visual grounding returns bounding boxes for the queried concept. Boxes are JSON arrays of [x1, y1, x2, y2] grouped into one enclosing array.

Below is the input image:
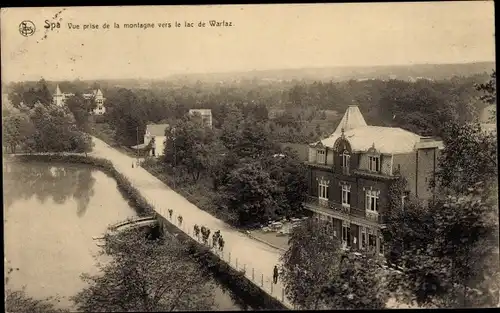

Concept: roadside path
[[88, 137, 294, 308]]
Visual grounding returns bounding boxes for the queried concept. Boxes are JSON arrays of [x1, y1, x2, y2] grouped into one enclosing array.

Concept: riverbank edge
[[7, 153, 289, 311]]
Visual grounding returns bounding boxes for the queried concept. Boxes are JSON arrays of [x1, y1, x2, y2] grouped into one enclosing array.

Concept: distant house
[[83, 89, 106, 115], [189, 109, 212, 129], [52, 84, 106, 115], [143, 123, 169, 157]]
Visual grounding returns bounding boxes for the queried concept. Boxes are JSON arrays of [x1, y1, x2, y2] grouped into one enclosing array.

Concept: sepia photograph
[[2, 2, 498, 311]]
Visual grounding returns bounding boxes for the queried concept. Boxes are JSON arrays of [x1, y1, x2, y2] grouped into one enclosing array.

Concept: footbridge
[[108, 215, 159, 232]]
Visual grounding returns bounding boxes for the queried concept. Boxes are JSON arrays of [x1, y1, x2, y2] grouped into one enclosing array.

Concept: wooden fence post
[[271, 280, 273, 294], [261, 273, 263, 287], [252, 268, 255, 280], [282, 288, 285, 302], [236, 258, 238, 269]]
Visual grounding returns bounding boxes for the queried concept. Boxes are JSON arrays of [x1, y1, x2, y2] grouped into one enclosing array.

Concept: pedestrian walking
[[194, 224, 200, 239], [168, 209, 173, 219], [177, 215, 183, 226], [218, 236, 224, 252], [273, 265, 279, 284], [132, 162, 134, 168], [212, 233, 218, 248]]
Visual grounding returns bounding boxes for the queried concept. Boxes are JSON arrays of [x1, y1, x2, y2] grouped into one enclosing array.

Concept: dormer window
[[317, 149, 326, 164], [341, 151, 350, 168], [368, 155, 380, 172]]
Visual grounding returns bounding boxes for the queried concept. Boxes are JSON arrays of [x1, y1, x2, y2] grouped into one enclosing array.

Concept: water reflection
[[4, 162, 96, 218]]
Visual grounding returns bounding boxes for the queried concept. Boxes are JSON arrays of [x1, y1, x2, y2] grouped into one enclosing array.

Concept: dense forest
[[5, 71, 492, 147]]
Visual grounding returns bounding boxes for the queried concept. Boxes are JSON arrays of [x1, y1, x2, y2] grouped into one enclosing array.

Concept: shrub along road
[[88, 136, 294, 308]]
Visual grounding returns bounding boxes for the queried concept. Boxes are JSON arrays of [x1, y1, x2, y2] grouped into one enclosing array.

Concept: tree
[[321, 254, 388, 309], [261, 148, 308, 218], [26, 104, 92, 153], [219, 104, 244, 151], [476, 70, 496, 109], [218, 162, 278, 226], [433, 117, 497, 196], [2, 111, 35, 153], [233, 117, 279, 159], [5, 289, 69, 313], [66, 93, 95, 131], [383, 186, 499, 308], [71, 229, 215, 312], [280, 218, 387, 309], [163, 114, 215, 182], [7, 79, 53, 109], [106, 88, 148, 146]]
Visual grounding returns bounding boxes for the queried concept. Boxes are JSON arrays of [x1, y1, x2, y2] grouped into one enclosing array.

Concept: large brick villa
[[304, 105, 444, 257]]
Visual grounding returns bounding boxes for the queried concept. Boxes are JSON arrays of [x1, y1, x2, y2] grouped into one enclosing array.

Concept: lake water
[[3, 161, 243, 311]]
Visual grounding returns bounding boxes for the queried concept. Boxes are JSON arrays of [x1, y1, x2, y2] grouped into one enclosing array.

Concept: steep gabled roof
[[333, 105, 368, 134], [321, 126, 422, 154], [55, 84, 62, 95], [310, 105, 443, 154]]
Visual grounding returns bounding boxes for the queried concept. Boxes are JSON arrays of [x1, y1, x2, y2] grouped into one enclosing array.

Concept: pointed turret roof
[[333, 105, 368, 134], [95, 89, 103, 97], [55, 84, 62, 95]]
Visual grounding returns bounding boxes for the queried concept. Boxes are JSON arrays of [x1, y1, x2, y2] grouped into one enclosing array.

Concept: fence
[[127, 179, 295, 309]]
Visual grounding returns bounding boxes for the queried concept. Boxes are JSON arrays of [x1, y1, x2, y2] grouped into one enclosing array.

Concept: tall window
[[368, 233, 377, 252], [341, 151, 350, 168], [369, 156, 380, 172], [360, 227, 367, 250], [319, 180, 329, 200], [341, 184, 351, 206], [365, 190, 379, 212], [317, 149, 326, 164], [342, 222, 351, 248]]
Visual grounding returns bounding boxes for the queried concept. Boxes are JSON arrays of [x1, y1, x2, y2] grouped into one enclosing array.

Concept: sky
[[0, 2, 496, 82]]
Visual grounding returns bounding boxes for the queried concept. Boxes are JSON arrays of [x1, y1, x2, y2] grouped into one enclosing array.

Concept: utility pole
[[136, 126, 139, 165]]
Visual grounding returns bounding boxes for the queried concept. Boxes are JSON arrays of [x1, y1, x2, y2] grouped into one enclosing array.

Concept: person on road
[[212, 233, 217, 248], [194, 224, 200, 239], [273, 265, 279, 284], [132, 162, 134, 168], [177, 215, 183, 226], [168, 209, 173, 219], [218, 235, 224, 252], [205, 229, 211, 245]]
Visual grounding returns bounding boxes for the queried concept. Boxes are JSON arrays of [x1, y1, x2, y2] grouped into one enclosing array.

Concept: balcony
[[305, 196, 387, 227], [352, 169, 400, 180], [306, 196, 350, 215]]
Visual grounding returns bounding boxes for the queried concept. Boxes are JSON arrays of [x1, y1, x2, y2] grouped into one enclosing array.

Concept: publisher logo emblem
[[19, 20, 36, 37]]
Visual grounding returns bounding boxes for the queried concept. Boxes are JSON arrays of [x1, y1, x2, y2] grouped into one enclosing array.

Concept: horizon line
[[3, 60, 496, 83]]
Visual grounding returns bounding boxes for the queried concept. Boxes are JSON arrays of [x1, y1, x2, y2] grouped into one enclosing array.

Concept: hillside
[[167, 62, 495, 83]]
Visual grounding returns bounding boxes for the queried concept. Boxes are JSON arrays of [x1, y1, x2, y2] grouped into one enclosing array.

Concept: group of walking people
[[193, 224, 225, 252]]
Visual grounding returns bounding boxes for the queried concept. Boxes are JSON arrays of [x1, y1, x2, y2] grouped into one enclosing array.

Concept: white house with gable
[[143, 123, 169, 157], [52, 84, 106, 115]]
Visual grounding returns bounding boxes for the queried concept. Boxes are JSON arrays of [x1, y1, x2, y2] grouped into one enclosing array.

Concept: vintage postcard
[[2, 3, 498, 312]]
